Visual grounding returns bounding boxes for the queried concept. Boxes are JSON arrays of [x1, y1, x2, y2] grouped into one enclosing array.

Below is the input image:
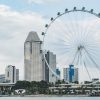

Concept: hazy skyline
[[0, 0, 100, 80]]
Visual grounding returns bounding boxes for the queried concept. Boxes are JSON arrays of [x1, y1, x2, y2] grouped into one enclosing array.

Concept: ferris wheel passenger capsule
[[45, 24, 48, 28], [57, 12, 61, 16], [42, 32, 45, 35], [51, 17, 54, 21], [98, 13, 100, 17], [73, 7, 77, 11], [65, 8, 68, 12], [82, 7, 85, 11], [90, 9, 93, 13]]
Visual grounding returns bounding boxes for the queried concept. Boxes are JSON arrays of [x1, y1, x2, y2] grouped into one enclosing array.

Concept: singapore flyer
[[42, 7, 100, 82]]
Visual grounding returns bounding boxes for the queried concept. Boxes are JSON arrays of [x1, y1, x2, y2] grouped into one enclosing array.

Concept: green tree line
[[13, 80, 50, 94]]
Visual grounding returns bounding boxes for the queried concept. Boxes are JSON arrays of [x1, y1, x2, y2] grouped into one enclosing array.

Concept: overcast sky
[[0, 0, 100, 81]]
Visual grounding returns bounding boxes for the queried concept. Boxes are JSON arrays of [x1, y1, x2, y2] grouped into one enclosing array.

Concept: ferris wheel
[[42, 7, 100, 81]]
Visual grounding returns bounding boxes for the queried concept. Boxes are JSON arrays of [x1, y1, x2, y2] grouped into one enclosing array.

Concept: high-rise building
[[74, 67, 78, 83], [63, 65, 78, 83], [24, 31, 45, 81], [16, 69, 19, 82], [5, 65, 18, 83], [45, 51, 56, 83], [0, 74, 5, 83], [63, 68, 69, 82]]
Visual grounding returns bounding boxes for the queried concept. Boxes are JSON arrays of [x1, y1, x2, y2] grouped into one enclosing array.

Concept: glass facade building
[[69, 65, 74, 82], [24, 31, 45, 81], [63, 65, 78, 83], [45, 51, 56, 83]]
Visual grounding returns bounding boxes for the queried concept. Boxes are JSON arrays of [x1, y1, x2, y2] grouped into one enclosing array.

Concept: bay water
[[0, 97, 100, 100]]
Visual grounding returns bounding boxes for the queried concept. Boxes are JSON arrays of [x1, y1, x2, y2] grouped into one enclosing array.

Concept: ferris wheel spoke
[[84, 44, 100, 56], [52, 24, 74, 44], [55, 20, 77, 43], [85, 40, 100, 45], [57, 54, 71, 66], [84, 47, 100, 56], [47, 21, 73, 44], [58, 18, 76, 40], [79, 11, 86, 41], [57, 48, 77, 64], [58, 13, 79, 45], [81, 14, 92, 43], [67, 13, 80, 44], [60, 13, 76, 38], [50, 42, 72, 48], [84, 20, 100, 40], [49, 39, 74, 50], [74, 12, 84, 44], [82, 19, 99, 44]]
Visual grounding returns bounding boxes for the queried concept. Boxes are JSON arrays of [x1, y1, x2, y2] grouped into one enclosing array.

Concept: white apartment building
[[5, 65, 19, 83]]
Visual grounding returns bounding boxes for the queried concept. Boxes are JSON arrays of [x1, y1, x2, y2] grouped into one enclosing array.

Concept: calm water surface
[[0, 97, 100, 100]]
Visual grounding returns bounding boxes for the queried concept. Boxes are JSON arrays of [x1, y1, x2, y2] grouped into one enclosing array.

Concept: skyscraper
[[63, 65, 78, 83], [45, 51, 56, 83], [5, 65, 18, 83], [16, 69, 19, 82], [63, 67, 69, 82], [69, 65, 74, 82], [24, 31, 45, 81]]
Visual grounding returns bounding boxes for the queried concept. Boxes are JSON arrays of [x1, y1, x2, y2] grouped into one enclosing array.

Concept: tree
[[55, 80, 61, 85], [13, 81, 31, 90]]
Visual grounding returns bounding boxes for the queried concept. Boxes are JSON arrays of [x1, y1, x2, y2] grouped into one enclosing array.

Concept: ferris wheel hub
[[77, 45, 84, 51]]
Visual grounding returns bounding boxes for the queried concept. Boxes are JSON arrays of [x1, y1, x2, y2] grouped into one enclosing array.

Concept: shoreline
[[0, 94, 91, 97]]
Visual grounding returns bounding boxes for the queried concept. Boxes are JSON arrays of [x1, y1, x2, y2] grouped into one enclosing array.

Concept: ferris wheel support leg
[[83, 61, 92, 81], [84, 48, 100, 73], [71, 50, 78, 65]]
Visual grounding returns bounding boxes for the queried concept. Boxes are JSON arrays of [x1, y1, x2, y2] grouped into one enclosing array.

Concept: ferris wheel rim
[[41, 7, 100, 81], [42, 7, 100, 43]]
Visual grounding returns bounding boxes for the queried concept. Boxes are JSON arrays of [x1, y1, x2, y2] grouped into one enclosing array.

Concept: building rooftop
[[25, 31, 40, 42]]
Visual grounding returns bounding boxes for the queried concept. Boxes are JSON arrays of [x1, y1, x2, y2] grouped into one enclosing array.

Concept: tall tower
[[16, 69, 19, 82], [24, 31, 44, 81]]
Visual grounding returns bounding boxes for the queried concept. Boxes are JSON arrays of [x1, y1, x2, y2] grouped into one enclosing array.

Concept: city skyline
[[0, 0, 100, 81]]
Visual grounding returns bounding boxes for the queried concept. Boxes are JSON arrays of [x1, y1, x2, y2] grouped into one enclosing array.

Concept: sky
[[0, 0, 100, 81]]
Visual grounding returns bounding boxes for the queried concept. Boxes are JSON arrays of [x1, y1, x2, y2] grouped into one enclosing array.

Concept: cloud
[[27, 0, 61, 4], [0, 4, 46, 79]]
